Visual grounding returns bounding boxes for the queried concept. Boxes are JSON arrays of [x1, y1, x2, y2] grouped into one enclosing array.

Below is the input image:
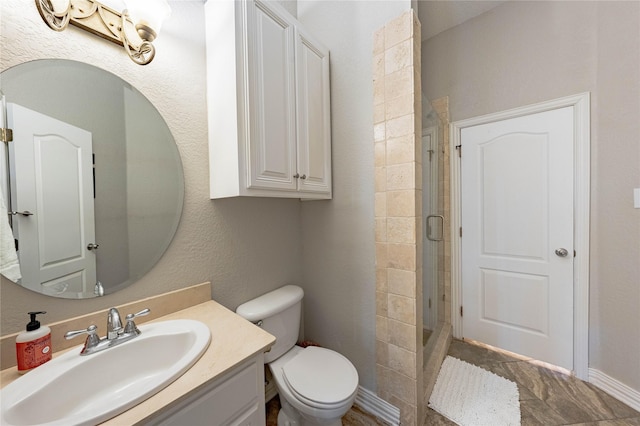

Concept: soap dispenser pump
[[16, 311, 52, 374]]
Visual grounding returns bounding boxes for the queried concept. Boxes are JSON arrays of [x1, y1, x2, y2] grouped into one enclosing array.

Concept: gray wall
[[297, 0, 411, 391], [1, 2, 302, 334], [421, 1, 640, 392]]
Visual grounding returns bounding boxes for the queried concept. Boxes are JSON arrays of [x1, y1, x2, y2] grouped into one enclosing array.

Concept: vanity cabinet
[[205, 0, 331, 199], [151, 354, 266, 426]]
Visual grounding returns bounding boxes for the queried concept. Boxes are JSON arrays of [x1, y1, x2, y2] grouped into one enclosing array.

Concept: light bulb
[[124, 0, 171, 41]]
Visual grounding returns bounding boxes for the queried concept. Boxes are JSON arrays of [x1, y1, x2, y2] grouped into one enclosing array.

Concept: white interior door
[[8, 103, 97, 297], [461, 106, 574, 370]]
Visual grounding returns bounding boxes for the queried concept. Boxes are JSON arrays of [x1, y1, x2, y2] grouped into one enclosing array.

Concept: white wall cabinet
[[150, 355, 266, 426], [206, 0, 331, 199]]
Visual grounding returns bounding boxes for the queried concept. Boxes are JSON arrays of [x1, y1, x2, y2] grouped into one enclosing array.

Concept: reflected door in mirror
[[8, 103, 97, 298], [1, 59, 185, 298]]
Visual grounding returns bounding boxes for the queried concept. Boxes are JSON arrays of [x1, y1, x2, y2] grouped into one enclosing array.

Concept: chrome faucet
[[64, 308, 150, 355], [107, 307, 123, 339]]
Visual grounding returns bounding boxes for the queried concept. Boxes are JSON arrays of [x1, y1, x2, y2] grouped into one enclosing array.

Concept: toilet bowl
[[236, 285, 359, 426], [270, 345, 358, 425]]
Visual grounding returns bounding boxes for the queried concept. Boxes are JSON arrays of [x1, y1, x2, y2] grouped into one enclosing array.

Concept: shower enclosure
[[422, 96, 445, 348]]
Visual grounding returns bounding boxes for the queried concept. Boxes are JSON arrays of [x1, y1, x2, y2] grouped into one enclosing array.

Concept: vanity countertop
[[0, 299, 276, 425]]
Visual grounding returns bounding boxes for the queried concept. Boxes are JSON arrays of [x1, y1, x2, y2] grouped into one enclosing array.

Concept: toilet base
[[277, 396, 342, 426]]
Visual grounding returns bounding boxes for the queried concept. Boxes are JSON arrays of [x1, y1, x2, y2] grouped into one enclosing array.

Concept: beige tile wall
[[374, 11, 423, 425]]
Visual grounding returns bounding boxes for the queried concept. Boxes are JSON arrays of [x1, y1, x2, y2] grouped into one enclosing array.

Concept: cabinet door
[[295, 27, 332, 195], [151, 356, 265, 426], [246, 0, 297, 191]]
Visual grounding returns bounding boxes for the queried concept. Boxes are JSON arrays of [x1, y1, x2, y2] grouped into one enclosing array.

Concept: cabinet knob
[[300, 174, 307, 180], [293, 173, 300, 179]]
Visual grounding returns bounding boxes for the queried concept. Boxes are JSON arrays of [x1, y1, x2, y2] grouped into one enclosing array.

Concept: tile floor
[[424, 339, 640, 425], [266, 339, 640, 425]]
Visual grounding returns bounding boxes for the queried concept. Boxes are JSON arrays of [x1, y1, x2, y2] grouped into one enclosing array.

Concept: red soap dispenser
[[16, 311, 52, 374]]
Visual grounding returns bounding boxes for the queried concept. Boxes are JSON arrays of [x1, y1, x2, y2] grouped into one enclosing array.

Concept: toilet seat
[[281, 346, 359, 409]]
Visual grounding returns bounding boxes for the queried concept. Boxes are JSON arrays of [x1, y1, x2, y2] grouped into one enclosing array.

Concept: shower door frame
[[422, 125, 440, 332]]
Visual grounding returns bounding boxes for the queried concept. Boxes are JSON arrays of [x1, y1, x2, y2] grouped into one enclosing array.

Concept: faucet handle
[[123, 308, 150, 335], [64, 325, 100, 352]]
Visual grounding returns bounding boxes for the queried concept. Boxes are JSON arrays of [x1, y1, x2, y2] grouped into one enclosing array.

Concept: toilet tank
[[236, 285, 304, 363]]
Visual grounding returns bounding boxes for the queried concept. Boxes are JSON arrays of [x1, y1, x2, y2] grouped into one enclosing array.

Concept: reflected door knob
[[555, 248, 569, 257]]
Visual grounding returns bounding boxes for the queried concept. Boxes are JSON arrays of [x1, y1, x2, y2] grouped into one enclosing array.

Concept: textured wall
[[421, 1, 640, 393], [1, 1, 303, 333]]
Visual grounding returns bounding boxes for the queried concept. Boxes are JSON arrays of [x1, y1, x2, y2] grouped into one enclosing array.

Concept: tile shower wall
[[373, 11, 423, 425]]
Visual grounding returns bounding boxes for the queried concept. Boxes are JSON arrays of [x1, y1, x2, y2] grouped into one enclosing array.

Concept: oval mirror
[[0, 59, 184, 299]]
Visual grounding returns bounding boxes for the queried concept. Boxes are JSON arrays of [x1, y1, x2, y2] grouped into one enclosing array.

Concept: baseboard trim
[[354, 386, 400, 425], [589, 368, 640, 412]]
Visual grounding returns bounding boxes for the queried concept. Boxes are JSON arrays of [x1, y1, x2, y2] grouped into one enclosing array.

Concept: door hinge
[[0, 128, 13, 143], [459, 227, 462, 237], [574, 250, 576, 257], [455, 144, 462, 158], [428, 298, 431, 309], [460, 306, 463, 317]]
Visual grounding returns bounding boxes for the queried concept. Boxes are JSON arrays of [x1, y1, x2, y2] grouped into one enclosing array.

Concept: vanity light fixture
[[35, 0, 171, 65]]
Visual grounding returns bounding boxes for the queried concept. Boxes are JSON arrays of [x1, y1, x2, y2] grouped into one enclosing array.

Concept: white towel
[[0, 191, 22, 282]]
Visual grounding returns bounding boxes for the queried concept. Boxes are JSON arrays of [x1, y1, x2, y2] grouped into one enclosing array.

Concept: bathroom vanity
[[0, 290, 276, 425]]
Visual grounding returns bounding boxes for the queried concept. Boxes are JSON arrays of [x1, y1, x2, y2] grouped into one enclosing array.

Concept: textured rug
[[428, 356, 521, 426]]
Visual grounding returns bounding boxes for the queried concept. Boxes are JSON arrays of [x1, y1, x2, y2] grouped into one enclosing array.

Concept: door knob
[[87, 243, 99, 251], [555, 248, 569, 257]]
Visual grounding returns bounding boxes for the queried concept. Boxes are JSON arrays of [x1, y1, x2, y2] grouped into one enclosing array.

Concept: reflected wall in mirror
[[1, 59, 184, 299]]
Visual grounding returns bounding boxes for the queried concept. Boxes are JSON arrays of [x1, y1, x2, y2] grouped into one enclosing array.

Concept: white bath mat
[[428, 356, 521, 426]]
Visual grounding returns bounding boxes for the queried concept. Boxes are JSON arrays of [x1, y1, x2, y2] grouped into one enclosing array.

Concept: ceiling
[[416, 0, 506, 41]]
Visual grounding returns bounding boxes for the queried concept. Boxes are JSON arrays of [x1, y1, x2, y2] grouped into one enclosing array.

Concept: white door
[[8, 103, 97, 297], [461, 106, 574, 370]]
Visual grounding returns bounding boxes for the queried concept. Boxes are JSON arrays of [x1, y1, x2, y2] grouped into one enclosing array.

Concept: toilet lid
[[282, 346, 358, 407]]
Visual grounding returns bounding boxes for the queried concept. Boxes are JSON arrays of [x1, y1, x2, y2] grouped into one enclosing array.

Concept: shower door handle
[[426, 215, 444, 241]]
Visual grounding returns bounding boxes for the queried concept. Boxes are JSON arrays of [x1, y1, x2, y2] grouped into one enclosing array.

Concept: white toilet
[[236, 285, 359, 426]]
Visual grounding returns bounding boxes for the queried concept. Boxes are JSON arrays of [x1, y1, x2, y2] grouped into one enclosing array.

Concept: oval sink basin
[[1, 319, 211, 426]]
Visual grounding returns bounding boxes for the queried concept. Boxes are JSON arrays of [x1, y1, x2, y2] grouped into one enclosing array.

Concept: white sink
[[1, 319, 211, 426]]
